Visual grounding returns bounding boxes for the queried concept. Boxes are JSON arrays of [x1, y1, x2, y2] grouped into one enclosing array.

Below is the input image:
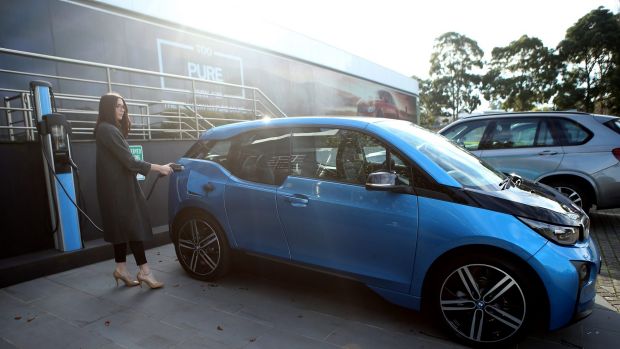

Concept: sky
[[182, 0, 620, 80]]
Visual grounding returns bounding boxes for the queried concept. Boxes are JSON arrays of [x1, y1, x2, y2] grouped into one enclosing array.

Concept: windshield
[[382, 122, 505, 191]]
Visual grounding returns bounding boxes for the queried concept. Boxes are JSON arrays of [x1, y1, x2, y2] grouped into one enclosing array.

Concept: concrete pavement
[[1, 241, 619, 348], [591, 208, 620, 312]]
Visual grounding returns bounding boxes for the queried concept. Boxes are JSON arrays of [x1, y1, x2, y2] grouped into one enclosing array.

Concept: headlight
[[517, 217, 580, 246]]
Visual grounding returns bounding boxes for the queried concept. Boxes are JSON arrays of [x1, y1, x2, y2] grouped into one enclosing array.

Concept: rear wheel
[[547, 180, 592, 212], [172, 211, 231, 281], [430, 255, 536, 347]]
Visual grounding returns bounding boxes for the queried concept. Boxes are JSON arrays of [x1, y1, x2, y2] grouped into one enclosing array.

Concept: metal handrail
[[0, 47, 287, 142], [0, 47, 287, 116]]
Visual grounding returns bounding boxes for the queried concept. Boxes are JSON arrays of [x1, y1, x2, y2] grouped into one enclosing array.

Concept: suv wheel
[[547, 180, 592, 212], [172, 212, 231, 281]]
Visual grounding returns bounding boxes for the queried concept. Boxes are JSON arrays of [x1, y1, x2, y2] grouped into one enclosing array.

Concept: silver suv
[[439, 111, 620, 212]]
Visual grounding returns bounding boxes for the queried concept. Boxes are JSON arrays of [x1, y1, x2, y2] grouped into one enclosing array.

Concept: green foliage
[[417, 7, 620, 119], [483, 35, 559, 111], [429, 32, 484, 120], [414, 76, 447, 128], [556, 7, 620, 113]]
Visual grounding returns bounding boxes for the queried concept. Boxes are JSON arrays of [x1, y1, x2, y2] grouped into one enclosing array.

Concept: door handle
[[283, 194, 309, 207], [538, 150, 558, 155]]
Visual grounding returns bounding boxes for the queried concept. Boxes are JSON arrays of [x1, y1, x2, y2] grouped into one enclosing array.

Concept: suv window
[[604, 118, 620, 134], [229, 128, 291, 185], [442, 120, 489, 151], [291, 127, 411, 185], [482, 118, 557, 149], [555, 118, 592, 145]]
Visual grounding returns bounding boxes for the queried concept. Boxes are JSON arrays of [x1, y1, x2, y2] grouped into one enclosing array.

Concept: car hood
[[464, 179, 585, 227]]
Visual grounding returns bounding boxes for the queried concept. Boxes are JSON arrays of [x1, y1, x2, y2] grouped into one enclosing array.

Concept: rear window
[[184, 140, 231, 166], [555, 118, 592, 146], [604, 118, 620, 134]]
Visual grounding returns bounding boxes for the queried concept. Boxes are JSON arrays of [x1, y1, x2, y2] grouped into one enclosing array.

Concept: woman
[[95, 93, 172, 289]]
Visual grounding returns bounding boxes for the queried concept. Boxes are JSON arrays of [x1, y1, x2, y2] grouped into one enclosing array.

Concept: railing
[[0, 47, 287, 142]]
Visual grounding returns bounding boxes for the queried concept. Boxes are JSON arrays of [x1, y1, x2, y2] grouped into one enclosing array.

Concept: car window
[[383, 122, 505, 191], [485, 118, 553, 149], [291, 127, 411, 186], [555, 118, 592, 145], [442, 120, 489, 151], [290, 127, 339, 180], [229, 128, 291, 185], [604, 118, 620, 134], [535, 120, 556, 146], [184, 139, 231, 166]]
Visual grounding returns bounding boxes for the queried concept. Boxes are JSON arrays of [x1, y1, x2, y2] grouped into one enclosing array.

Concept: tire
[[547, 180, 592, 213], [430, 255, 536, 347], [172, 211, 231, 281]]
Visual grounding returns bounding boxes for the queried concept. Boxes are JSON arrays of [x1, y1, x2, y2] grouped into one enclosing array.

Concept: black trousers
[[113, 241, 147, 265]]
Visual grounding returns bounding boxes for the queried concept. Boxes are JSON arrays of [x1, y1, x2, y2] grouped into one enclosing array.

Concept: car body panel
[[528, 237, 600, 329], [170, 158, 238, 247], [410, 196, 549, 299], [225, 177, 291, 258], [481, 145, 564, 179], [277, 176, 419, 292], [592, 163, 620, 208]]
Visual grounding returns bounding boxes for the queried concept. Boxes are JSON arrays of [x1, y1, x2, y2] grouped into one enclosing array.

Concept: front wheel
[[172, 211, 231, 281], [431, 256, 536, 347]]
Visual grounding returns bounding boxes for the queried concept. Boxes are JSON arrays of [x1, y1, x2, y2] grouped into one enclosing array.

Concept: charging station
[[30, 81, 82, 252]]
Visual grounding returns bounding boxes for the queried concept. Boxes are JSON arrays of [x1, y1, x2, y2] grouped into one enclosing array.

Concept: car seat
[[338, 142, 365, 183]]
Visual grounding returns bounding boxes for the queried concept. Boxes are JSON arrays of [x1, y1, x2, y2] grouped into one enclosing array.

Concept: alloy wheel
[[177, 218, 221, 276], [554, 186, 583, 208], [439, 263, 526, 344]]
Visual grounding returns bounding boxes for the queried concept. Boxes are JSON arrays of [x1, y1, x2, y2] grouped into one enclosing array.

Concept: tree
[[556, 7, 620, 112], [413, 75, 448, 129], [429, 32, 484, 120], [483, 35, 559, 111]]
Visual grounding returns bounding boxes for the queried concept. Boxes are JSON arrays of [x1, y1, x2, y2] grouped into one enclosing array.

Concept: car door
[[276, 127, 418, 293], [225, 128, 291, 259], [479, 117, 564, 180]]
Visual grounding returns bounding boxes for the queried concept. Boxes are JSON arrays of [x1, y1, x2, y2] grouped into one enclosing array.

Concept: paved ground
[[1, 237, 620, 348], [591, 208, 620, 312]]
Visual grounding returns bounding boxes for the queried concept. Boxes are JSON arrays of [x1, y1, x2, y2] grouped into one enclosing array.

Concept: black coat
[[95, 122, 152, 243]]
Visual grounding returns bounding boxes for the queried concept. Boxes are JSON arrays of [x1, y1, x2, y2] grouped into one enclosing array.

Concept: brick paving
[[591, 208, 620, 312]]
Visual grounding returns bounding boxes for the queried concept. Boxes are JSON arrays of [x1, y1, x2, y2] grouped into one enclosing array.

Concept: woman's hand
[[151, 163, 173, 176]]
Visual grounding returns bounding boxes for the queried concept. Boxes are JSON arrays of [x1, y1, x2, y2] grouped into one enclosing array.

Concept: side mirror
[[365, 171, 412, 193]]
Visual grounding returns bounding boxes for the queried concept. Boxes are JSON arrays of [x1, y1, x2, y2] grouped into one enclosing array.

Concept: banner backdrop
[[0, 0, 418, 122]]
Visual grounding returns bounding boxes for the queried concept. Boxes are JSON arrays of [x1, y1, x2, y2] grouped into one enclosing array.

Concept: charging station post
[[30, 81, 82, 252]]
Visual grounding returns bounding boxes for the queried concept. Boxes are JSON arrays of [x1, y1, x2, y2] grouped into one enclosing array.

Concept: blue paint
[[55, 173, 81, 251]]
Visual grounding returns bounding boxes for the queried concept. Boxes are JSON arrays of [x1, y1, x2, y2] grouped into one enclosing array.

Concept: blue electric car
[[168, 117, 600, 346]]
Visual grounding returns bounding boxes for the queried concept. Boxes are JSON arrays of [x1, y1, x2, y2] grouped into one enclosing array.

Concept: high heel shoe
[[137, 271, 164, 289], [113, 270, 139, 287]]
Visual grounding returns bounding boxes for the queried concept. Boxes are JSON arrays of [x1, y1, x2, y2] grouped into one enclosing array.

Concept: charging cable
[[146, 163, 184, 200], [41, 148, 104, 233]]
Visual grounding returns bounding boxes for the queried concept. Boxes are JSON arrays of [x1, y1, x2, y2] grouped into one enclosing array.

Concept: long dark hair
[[94, 93, 131, 137]]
